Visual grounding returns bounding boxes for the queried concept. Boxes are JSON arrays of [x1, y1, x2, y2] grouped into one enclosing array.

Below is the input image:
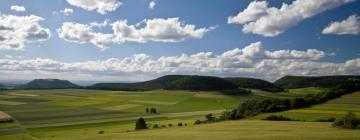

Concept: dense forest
[[274, 75, 360, 89]]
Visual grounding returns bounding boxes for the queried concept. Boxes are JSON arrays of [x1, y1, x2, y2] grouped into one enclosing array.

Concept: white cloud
[[0, 14, 51, 50], [228, 0, 354, 37], [61, 8, 74, 16], [58, 18, 214, 49], [1, 41, 356, 82], [57, 22, 113, 50], [322, 14, 360, 35], [65, 0, 121, 14], [149, 0, 156, 9], [10, 5, 26, 12]]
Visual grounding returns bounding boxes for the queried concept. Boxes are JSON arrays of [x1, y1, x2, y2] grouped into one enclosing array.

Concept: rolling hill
[[18, 79, 80, 89], [224, 77, 283, 92], [274, 75, 360, 89], [89, 75, 237, 91]]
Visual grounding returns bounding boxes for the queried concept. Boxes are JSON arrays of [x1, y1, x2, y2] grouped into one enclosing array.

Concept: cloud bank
[[1, 41, 359, 81]]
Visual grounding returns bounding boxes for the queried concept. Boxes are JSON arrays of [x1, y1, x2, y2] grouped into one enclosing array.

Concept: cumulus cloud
[[65, 0, 121, 14], [61, 8, 74, 16], [322, 14, 360, 35], [149, 0, 156, 9], [57, 22, 113, 50], [0, 14, 51, 50], [10, 5, 26, 12], [1, 41, 356, 82], [228, 0, 354, 37], [57, 18, 214, 49]]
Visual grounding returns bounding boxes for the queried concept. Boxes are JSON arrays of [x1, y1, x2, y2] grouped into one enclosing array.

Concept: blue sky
[[0, 0, 359, 82]]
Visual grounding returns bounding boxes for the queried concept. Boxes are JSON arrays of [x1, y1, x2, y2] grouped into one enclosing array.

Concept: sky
[[0, 0, 360, 82]]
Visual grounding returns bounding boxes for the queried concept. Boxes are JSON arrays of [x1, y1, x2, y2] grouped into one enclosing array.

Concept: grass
[[6, 120, 359, 140], [2, 87, 358, 140], [254, 91, 360, 121]]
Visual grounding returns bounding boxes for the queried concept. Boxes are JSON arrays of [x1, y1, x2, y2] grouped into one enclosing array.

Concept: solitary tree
[[135, 117, 147, 130]]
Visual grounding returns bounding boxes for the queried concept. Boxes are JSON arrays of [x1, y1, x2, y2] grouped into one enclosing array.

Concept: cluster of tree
[[200, 82, 360, 124], [194, 112, 244, 125], [274, 75, 360, 89], [220, 88, 251, 96], [333, 112, 360, 129], [145, 107, 157, 114], [135, 117, 188, 130], [0, 118, 14, 123], [261, 115, 301, 121], [231, 82, 360, 118], [225, 77, 284, 92]]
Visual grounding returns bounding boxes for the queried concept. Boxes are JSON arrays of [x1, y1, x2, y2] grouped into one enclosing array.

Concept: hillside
[[224, 77, 283, 92], [89, 75, 237, 91], [18, 79, 80, 89], [274, 75, 360, 89]]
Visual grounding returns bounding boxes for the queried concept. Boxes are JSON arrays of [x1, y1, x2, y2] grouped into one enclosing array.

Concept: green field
[[255, 91, 360, 121], [0, 88, 359, 140]]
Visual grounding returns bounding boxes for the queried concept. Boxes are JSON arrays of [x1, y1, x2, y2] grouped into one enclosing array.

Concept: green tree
[[135, 117, 147, 130]]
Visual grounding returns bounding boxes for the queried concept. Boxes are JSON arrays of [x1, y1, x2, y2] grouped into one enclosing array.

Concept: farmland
[[0, 88, 359, 140]]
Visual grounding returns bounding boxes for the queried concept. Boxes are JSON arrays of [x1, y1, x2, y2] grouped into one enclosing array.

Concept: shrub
[[178, 122, 183, 126], [135, 117, 147, 130], [333, 112, 360, 129], [168, 123, 172, 127], [161, 125, 166, 128], [152, 124, 159, 128], [150, 108, 157, 114], [262, 115, 293, 121], [98, 130, 104, 134], [194, 120, 202, 125]]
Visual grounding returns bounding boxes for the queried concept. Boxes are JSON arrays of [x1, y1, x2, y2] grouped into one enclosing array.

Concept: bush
[[135, 117, 147, 130], [178, 122, 183, 126], [333, 112, 360, 129], [168, 123, 172, 127], [205, 113, 215, 121], [262, 115, 293, 121], [98, 130, 104, 134], [194, 120, 202, 125], [152, 124, 159, 128], [161, 125, 166, 128]]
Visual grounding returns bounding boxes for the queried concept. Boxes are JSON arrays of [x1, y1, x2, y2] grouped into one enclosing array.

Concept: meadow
[[0, 88, 359, 140]]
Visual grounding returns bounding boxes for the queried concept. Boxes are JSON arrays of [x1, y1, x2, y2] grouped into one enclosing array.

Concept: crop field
[[1, 88, 358, 140], [0, 89, 288, 139]]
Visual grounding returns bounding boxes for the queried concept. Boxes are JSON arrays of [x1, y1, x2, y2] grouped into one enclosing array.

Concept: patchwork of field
[[0, 89, 296, 139], [1, 88, 358, 140]]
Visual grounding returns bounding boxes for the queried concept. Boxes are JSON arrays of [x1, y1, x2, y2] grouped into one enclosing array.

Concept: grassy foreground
[[5, 120, 357, 140]]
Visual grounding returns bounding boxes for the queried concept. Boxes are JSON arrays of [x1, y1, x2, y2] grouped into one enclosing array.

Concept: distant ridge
[[88, 75, 283, 92], [89, 75, 238, 91], [274, 75, 360, 89], [18, 79, 80, 89]]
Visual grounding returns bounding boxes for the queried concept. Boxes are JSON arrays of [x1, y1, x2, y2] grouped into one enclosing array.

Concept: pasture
[[1, 88, 359, 140]]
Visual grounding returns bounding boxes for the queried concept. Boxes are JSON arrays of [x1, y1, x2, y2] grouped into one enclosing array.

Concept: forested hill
[[89, 75, 284, 92], [224, 77, 283, 92], [274, 75, 360, 89], [18, 79, 80, 89], [88, 75, 238, 91]]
